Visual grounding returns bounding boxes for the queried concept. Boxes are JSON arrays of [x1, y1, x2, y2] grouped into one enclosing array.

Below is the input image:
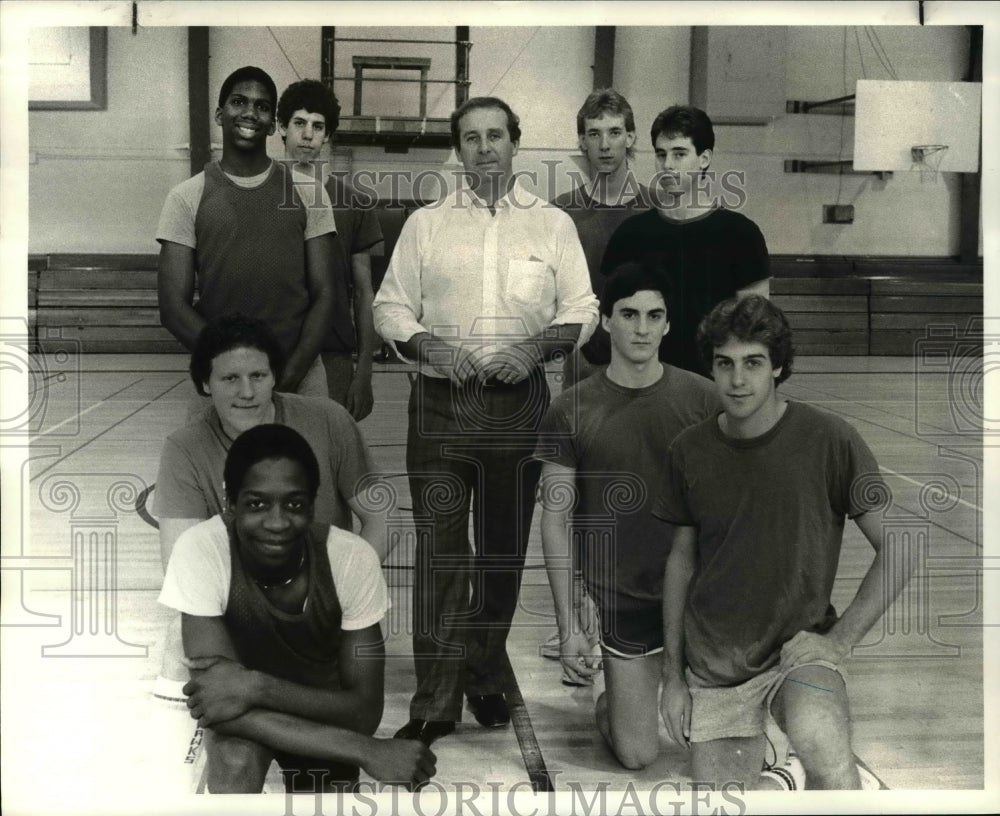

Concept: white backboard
[[853, 79, 981, 172]]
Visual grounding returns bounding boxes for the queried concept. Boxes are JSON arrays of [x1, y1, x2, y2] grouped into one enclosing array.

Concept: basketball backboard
[[853, 79, 981, 173]]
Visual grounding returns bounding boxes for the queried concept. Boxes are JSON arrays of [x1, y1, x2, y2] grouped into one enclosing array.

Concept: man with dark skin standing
[[157, 66, 336, 397]]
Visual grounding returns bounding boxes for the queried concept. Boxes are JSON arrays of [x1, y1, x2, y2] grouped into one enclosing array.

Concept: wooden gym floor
[[1, 352, 988, 811]]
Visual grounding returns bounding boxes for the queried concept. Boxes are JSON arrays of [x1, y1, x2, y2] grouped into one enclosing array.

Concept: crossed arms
[[181, 613, 435, 785]]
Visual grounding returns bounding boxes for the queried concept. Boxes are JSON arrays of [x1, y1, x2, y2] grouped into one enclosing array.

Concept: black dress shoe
[[467, 693, 510, 728], [393, 718, 455, 746]]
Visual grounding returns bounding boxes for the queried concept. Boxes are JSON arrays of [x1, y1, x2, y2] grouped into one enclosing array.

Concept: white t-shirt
[[158, 515, 388, 631]]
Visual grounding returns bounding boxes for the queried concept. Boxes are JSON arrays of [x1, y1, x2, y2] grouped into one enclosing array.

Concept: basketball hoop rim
[[911, 144, 949, 160]]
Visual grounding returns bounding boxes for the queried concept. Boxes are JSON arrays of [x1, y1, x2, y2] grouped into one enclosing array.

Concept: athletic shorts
[[686, 660, 846, 743], [597, 602, 664, 658], [273, 749, 360, 793]]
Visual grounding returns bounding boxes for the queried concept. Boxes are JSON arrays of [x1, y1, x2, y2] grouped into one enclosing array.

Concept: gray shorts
[[686, 660, 846, 743]]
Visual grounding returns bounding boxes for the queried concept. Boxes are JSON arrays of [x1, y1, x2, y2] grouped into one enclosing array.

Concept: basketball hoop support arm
[[786, 94, 855, 115], [783, 159, 892, 180]]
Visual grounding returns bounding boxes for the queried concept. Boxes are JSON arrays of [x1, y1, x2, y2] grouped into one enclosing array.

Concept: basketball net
[[911, 144, 949, 183]]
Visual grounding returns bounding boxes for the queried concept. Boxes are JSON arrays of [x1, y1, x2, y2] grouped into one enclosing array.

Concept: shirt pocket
[[505, 259, 551, 306]]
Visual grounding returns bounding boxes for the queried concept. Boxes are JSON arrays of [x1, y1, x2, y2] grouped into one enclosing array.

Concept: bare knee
[[597, 697, 659, 770], [612, 745, 659, 771], [207, 733, 270, 793], [792, 739, 860, 791], [785, 705, 858, 789], [599, 654, 662, 771], [606, 720, 659, 771], [791, 733, 859, 790]]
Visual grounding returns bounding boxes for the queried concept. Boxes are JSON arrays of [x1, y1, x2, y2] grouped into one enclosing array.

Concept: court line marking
[[29, 378, 143, 439], [501, 656, 553, 793], [776, 385, 984, 535], [780, 378, 971, 441], [30, 400, 105, 438], [30, 379, 189, 483], [880, 465, 982, 512]]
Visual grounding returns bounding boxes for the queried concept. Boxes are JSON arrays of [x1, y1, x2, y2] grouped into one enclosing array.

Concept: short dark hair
[[650, 105, 715, 154], [697, 295, 794, 384], [600, 262, 670, 318], [450, 96, 521, 148], [277, 78, 341, 133], [218, 66, 278, 110], [224, 424, 320, 504], [189, 314, 285, 397]]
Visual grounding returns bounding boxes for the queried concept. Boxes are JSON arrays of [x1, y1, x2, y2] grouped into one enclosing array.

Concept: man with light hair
[[551, 88, 651, 387]]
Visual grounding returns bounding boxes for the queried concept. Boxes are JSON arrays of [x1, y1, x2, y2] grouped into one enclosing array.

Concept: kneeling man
[[159, 424, 435, 793], [537, 263, 716, 768], [656, 296, 904, 789]]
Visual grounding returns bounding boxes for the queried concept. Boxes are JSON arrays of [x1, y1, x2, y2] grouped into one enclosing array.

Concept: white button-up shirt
[[373, 181, 599, 376]]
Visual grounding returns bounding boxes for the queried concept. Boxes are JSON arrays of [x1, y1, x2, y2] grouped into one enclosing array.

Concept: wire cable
[[864, 26, 899, 79], [268, 27, 302, 79], [487, 28, 540, 95], [868, 27, 900, 79], [854, 26, 868, 78], [835, 27, 848, 204]]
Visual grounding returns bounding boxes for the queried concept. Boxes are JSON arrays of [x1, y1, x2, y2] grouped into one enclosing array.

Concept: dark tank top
[[225, 523, 344, 689]]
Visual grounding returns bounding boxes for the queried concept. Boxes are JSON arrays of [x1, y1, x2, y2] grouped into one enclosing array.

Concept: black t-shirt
[[599, 207, 769, 375], [552, 185, 652, 365]]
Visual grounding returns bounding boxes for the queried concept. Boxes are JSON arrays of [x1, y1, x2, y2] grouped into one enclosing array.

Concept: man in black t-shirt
[[599, 106, 770, 376]]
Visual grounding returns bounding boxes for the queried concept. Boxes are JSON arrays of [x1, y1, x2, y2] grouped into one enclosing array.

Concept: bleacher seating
[[26, 212, 983, 356]]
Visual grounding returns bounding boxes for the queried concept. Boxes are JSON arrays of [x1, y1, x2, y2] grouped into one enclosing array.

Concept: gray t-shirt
[[154, 392, 374, 530], [654, 401, 886, 685], [535, 365, 717, 613]]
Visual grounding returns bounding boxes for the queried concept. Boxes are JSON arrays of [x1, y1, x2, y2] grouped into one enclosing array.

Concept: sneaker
[[540, 631, 562, 660], [562, 667, 594, 687], [762, 751, 887, 791], [856, 758, 887, 790], [152, 675, 187, 703], [760, 751, 806, 791]]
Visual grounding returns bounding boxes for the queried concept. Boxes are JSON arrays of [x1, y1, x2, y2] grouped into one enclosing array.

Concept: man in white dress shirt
[[373, 96, 599, 746]]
